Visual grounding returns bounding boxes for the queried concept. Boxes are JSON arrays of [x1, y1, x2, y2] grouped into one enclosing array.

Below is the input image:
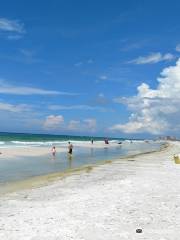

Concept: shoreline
[[0, 141, 120, 158], [0, 140, 162, 159], [0, 141, 180, 239], [0, 141, 168, 196]]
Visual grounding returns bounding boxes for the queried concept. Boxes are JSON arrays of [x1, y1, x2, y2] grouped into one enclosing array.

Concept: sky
[[0, 0, 180, 138]]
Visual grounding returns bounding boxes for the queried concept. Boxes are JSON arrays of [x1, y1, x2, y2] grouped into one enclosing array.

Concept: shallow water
[[0, 141, 163, 185]]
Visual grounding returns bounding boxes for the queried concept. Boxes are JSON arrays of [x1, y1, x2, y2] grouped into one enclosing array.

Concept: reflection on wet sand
[[51, 155, 56, 161], [90, 148, 94, 157], [104, 147, 109, 156], [68, 154, 73, 169]]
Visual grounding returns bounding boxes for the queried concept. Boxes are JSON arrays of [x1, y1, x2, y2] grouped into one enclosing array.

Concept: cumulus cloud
[[129, 52, 175, 64], [42, 115, 96, 133], [66, 118, 96, 132], [111, 58, 180, 135], [43, 115, 64, 130], [67, 118, 97, 132]]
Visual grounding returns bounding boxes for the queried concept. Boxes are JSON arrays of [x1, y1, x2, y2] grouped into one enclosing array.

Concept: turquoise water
[[0, 132, 123, 147], [0, 139, 162, 185]]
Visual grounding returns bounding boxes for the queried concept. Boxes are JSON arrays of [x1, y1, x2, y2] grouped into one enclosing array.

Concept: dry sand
[[0, 141, 180, 240]]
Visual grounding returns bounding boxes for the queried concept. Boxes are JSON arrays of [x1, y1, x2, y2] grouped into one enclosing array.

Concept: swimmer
[[68, 142, 73, 155], [51, 146, 56, 156]]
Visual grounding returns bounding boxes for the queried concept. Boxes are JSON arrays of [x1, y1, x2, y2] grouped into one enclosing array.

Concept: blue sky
[[0, 0, 180, 137]]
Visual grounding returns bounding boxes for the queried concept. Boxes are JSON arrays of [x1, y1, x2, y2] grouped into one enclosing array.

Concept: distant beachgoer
[[68, 142, 73, 155], [91, 139, 94, 144], [51, 146, 56, 156]]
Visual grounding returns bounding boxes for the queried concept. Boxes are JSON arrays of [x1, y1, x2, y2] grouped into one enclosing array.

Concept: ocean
[[0, 132, 123, 148], [0, 132, 163, 188]]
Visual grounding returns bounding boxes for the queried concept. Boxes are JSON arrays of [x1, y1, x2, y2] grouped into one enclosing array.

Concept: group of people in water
[[51, 138, 112, 158], [51, 141, 73, 157]]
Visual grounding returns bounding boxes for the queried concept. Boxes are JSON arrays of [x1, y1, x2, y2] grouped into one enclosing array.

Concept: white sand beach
[[0, 141, 180, 240]]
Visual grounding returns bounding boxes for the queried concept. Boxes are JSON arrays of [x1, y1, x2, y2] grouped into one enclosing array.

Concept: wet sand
[[0, 141, 180, 240]]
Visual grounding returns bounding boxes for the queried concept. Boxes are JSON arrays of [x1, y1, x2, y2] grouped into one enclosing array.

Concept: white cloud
[[0, 84, 58, 95], [0, 18, 24, 33], [111, 58, 180, 135], [129, 52, 175, 64], [0, 102, 28, 112], [48, 104, 106, 111], [66, 118, 97, 132], [175, 44, 180, 52], [0, 80, 78, 96], [43, 115, 64, 130], [67, 118, 97, 132], [42, 115, 97, 133]]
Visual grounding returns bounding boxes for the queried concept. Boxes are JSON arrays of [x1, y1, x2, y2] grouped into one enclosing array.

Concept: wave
[[9, 140, 105, 146], [0, 139, 122, 148], [10, 141, 69, 146], [109, 140, 121, 143]]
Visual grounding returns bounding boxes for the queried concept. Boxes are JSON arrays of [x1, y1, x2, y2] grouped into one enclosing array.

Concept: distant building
[[158, 136, 177, 141]]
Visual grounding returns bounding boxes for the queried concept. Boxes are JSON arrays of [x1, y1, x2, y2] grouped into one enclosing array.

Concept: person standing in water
[[104, 138, 109, 144], [51, 146, 56, 157], [68, 142, 73, 155]]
